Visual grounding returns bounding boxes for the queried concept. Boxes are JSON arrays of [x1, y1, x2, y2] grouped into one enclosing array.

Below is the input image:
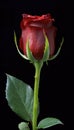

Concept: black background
[[0, 0, 73, 130]]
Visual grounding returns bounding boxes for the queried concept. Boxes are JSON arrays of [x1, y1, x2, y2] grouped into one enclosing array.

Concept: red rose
[[19, 14, 57, 60]]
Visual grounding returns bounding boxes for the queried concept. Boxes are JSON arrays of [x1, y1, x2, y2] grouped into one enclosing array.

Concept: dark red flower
[[19, 14, 57, 60]]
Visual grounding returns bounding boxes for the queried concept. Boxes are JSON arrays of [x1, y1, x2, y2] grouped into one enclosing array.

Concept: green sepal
[[49, 37, 64, 61], [42, 34, 50, 62], [26, 40, 38, 63], [14, 31, 29, 60]]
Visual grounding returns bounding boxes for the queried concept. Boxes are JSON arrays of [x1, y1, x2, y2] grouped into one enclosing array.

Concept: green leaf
[[6, 74, 33, 121], [37, 117, 63, 129]]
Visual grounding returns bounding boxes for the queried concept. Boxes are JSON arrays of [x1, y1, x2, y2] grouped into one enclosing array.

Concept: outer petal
[[19, 26, 45, 60], [45, 26, 57, 56], [19, 27, 29, 55], [28, 27, 45, 60]]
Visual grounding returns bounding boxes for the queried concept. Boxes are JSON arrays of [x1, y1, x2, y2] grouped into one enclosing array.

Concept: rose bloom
[[19, 14, 57, 60]]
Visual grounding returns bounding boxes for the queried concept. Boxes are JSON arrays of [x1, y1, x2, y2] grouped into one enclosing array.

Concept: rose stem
[[32, 61, 43, 130]]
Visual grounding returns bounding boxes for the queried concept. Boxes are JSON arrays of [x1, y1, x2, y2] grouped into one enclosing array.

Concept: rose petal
[[28, 27, 45, 60], [45, 26, 57, 56]]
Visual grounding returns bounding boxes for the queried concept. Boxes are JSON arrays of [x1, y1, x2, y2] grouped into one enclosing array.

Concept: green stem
[[32, 61, 43, 130]]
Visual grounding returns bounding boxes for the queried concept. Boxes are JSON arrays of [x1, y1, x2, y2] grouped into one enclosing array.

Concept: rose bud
[[14, 14, 64, 62], [19, 14, 57, 61]]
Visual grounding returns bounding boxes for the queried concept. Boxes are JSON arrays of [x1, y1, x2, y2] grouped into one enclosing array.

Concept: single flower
[[19, 13, 57, 60]]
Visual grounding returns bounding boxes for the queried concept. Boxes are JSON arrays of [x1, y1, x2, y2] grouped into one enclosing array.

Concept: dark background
[[0, 0, 73, 130]]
